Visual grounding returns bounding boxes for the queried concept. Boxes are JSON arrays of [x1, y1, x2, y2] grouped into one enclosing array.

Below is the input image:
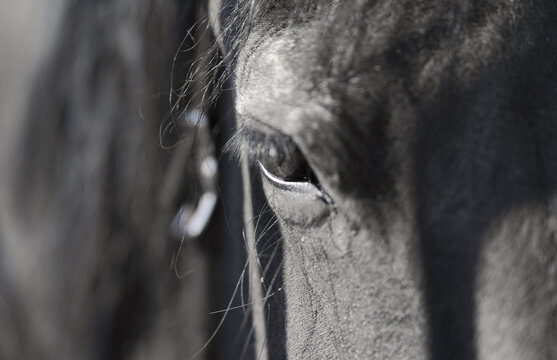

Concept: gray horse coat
[[210, 0, 557, 359]]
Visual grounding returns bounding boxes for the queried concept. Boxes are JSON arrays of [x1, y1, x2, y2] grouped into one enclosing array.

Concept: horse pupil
[[260, 144, 313, 182]]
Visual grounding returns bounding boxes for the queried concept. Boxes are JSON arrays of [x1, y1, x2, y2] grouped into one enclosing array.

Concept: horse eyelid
[[226, 121, 294, 166], [258, 161, 334, 205]]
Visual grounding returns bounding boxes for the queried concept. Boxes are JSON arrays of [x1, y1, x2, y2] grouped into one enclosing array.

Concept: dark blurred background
[[0, 1, 249, 359]]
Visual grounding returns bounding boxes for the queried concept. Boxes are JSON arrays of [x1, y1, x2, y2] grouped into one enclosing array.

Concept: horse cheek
[[477, 204, 557, 359]]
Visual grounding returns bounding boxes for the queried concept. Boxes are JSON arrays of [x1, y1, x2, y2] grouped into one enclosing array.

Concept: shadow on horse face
[[211, 0, 557, 358]]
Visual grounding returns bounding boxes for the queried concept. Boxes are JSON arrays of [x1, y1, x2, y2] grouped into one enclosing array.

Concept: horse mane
[[0, 1, 215, 358]]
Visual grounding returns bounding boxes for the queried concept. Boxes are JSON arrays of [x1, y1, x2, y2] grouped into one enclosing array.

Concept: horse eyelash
[[224, 125, 292, 167]]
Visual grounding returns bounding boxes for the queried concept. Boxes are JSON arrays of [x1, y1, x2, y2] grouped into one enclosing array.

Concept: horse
[[3, 0, 557, 359], [207, 0, 557, 359]]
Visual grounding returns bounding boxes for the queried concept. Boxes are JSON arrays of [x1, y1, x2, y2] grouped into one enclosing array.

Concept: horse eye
[[258, 141, 317, 183]]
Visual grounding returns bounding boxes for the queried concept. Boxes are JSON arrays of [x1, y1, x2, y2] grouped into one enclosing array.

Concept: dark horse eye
[[258, 138, 317, 183]]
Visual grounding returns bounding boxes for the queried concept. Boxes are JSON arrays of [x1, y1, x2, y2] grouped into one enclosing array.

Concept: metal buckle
[[170, 109, 218, 241]]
